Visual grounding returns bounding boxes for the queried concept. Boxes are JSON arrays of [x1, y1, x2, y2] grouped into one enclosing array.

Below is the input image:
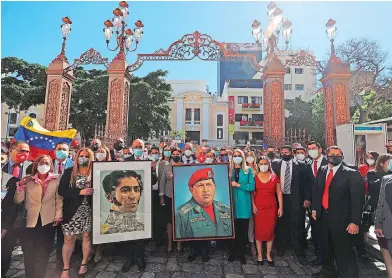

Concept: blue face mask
[[151, 154, 159, 161], [133, 149, 143, 157], [387, 160, 392, 172], [56, 150, 68, 160], [164, 151, 171, 158]]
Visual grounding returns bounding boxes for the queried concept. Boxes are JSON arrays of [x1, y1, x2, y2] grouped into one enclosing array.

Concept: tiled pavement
[[5, 241, 387, 278]]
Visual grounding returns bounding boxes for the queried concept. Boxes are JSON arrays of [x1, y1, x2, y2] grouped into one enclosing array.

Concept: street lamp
[[57, 17, 72, 60], [251, 2, 292, 57], [325, 19, 337, 55], [103, 1, 144, 60]]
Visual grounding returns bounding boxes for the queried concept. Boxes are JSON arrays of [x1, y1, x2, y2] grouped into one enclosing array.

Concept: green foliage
[[169, 130, 186, 139]]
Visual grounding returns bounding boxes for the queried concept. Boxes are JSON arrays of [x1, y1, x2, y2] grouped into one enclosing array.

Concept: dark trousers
[[321, 210, 359, 278], [310, 216, 324, 261], [275, 194, 305, 257], [1, 228, 23, 277], [124, 240, 145, 261], [229, 218, 249, 258], [55, 225, 64, 264], [353, 224, 366, 256], [22, 217, 55, 278], [190, 241, 210, 257], [152, 190, 164, 243]]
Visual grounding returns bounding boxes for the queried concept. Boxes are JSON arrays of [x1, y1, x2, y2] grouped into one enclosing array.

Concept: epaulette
[[215, 201, 230, 209], [180, 203, 193, 214]]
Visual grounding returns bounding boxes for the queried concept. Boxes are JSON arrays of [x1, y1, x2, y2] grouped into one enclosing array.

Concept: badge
[[207, 171, 212, 178]]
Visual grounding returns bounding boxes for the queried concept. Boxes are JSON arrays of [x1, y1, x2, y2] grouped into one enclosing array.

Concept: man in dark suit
[[306, 141, 328, 266], [311, 146, 364, 278], [110, 137, 125, 161], [272, 145, 313, 265]]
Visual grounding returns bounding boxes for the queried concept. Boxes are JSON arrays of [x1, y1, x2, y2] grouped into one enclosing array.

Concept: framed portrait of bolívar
[[92, 161, 152, 244], [172, 163, 234, 241]]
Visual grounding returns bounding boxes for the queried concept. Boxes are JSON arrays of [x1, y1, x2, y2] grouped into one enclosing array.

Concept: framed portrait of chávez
[[92, 161, 152, 244], [172, 163, 234, 241]]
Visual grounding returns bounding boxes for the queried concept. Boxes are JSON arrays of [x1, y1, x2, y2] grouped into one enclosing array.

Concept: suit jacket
[[313, 164, 364, 226], [52, 158, 74, 175], [271, 159, 313, 210], [1, 176, 19, 230], [14, 175, 63, 227], [307, 156, 329, 204], [2, 160, 33, 178], [375, 174, 392, 238], [125, 154, 158, 185]]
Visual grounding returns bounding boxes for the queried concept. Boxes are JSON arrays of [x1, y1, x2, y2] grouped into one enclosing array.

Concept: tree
[[336, 38, 392, 123], [1, 57, 47, 112]]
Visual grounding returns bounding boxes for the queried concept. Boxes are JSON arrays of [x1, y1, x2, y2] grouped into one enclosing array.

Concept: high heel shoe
[[257, 260, 264, 265], [60, 268, 70, 278], [78, 263, 88, 278]]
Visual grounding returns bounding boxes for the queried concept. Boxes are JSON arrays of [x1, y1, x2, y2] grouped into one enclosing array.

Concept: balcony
[[229, 79, 263, 89], [241, 103, 261, 110], [240, 120, 263, 128]]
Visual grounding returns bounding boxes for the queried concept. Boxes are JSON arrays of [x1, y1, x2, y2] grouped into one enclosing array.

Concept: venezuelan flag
[[13, 116, 77, 161]]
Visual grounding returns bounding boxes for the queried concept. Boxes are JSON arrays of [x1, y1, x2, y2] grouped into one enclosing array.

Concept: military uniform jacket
[[175, 198, 233, 239]]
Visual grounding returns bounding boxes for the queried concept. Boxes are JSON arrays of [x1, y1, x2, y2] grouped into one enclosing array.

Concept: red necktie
[[59, 163, 63, 174], [322, 169, 334, 209], [12, 164, 21, 178], [313, 160, 318, 177]]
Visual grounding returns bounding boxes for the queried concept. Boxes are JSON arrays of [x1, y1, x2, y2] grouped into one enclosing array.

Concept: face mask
[[91, 144, 99, 152], [37, 164, 51, 175], [387, 160, 392, 172], [308, 150, 319, 159], [197, 155, 206, 163], [205, 158, 214, 164], [78, 157, 89, 166], [151, 154, 159, 161], [133, 149, 143, 157], [259, 165, 269, 172], [56, 150, 68, 160], [95, 153, 106, 161], [15, 152, 28, 164], [327, 156, 343, 166], [184, 150, 192, 157], [267, 152, 275, 160], [275, 153, 281, 159], [366, 159, 375, 166], [295, 154, 306, 161], [221, 155, 229, 162], [215, 151, 220, 156], [246, 157, 255, 164], [281, 154, 292, 161], [172, 156, 181, 163], [124, 154, 131, 159], [233, 157, 243, 164], [164, 151, 171, 158], [114, 142, 124, 151]]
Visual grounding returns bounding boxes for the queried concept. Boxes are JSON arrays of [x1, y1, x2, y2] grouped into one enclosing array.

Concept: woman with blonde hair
[[59, 148, 94, 278], [228, 149, 255, 264], [14, 155, 63, 278]]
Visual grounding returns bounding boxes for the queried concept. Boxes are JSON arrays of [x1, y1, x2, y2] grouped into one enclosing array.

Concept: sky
[[2, 1, 392, 93]]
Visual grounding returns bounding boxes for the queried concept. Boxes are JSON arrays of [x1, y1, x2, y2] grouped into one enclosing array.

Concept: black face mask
[[91, 144, 99, 152], [281, 154, 292, 161], [267, 152, 275, 160], [172, 156, 181, 163], [327, 156, 343, 166], [114, 142, 124, 151]]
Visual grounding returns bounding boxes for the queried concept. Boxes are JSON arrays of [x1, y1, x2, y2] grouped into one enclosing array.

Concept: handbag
[[13, 190, 27, 229]]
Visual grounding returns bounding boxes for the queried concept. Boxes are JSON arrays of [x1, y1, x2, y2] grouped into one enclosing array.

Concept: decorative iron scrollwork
[[65, 48, 110, 72], [284, 50, 324, 72]]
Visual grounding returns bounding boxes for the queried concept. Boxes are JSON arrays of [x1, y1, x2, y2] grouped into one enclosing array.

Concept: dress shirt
[[8, 159, 23, 179], [54, 159, 66, 175], [326, 163, 342, 179], [280, 159, 293, 194], [312, 154, 324, 176], [33, 172, 57, 199]]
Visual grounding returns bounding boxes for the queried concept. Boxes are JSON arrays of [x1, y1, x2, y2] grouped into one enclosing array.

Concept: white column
[[176, 98, 183, 130], [202, 100, 209, 139]]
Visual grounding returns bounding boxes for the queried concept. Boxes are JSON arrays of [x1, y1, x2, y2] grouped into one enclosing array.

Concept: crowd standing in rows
[[2, 138, 392, 278]]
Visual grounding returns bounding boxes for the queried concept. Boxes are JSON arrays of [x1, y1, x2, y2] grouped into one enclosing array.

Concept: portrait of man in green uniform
[[174, 165, 234, 240]]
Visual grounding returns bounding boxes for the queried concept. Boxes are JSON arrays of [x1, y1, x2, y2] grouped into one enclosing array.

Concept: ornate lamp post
[[326, 19, 337, 55], [54, 17, 72, 61], [103, 1, 144, 60]]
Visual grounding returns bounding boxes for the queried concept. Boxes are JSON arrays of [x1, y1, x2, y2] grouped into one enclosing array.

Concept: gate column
[[105, 58, 131, 145]]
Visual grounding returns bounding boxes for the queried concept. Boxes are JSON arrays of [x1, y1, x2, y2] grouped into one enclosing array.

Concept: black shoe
[[202, 255, 210, 262], [239, 256, 246, 265], [277, 251, 284, 257], [267, 260, 275, 267], [311, 258, 323, 266], [257, 260, 264, 265], [312, 272, 323, 278], [121, 259, 134, 273], [136, 258, 146, 271], [187, 254, 197, 262], [297, 256, 307, 265], [228, 253, 236, 262]]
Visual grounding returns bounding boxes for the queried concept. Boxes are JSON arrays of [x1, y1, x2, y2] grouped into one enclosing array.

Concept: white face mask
[[308, 149, 319, 159], [246, 157, 255, 164], [259, 165, 269, 172], [95, 153, 106, 161], [184, 150, 192, 157], [296, 154, 306, 161], [37, 165, 51, 175], [233, 157, 243, 164], [366, 159, 375, 166], [205, 158, 214, 164]]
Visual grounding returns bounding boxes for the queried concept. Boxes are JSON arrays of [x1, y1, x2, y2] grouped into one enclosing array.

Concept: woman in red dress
[[252, 156, 283, 266]]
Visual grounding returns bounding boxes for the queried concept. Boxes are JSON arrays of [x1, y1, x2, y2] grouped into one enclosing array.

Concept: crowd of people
[[1, 137, 392, 278]]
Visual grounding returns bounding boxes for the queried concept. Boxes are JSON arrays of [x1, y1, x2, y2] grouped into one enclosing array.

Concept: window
[[235, 114, 247, 122], [252, 132, 264, 140], [295, 84, 304, 91], [194, 109, 200, 122], [217, 128, 223, 139], [217, 114, 223, 126], [241, 115, 248, 121], [252, 114, 264, 121], [237, 96, 248, 104], [8, 127, 18, 137], [284, 84, 292, 90], [285, 68, 291, 74], [9, 113, 17, 125], [295, 68, 303, 74], [251, 97, 262, 104], [185, 109, 192, 121]]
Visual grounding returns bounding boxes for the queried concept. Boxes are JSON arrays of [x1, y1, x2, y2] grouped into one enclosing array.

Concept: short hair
[[132, 139, 145, 149], [326, 146, 344, 156], [55, 142, 70, 149], [280, 145, 292, 152], [10, 140, 28, 149], [102, 170, 144, 195], [149, 146, 159, 154], [307, 141, 321, 148], [294, 147, 306, 153]]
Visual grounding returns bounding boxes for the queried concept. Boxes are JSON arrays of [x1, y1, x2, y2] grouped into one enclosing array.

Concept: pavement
[[5, 241, 388, 278]]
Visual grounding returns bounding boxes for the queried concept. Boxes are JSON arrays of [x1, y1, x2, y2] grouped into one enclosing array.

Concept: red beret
[[71, 140, 79, 147], [188, 168, 214, 188]]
